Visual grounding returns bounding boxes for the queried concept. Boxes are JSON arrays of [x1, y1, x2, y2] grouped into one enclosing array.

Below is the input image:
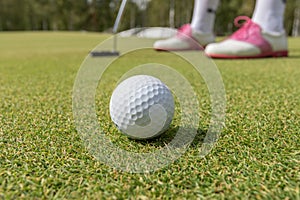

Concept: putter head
[[90, 51, 120, 57]]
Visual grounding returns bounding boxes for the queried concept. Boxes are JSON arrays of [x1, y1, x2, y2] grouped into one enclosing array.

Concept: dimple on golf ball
[[109, 75, 175, 140]]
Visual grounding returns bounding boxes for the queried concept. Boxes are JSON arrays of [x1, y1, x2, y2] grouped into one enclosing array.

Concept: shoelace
[[234, 16, 251, 27], [231, 16, 260, 40]]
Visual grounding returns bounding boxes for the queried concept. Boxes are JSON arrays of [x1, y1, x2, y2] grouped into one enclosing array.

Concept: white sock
[[252, 0, 286, 33], [191, 0, 220, 34]]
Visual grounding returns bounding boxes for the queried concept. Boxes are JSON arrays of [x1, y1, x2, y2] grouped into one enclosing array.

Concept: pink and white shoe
[[205, 16, 288, 59], [153, 24, 215, 51]]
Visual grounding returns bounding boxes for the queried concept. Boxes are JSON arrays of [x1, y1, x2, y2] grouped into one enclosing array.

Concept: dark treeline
[[0, 0, 298, 35]]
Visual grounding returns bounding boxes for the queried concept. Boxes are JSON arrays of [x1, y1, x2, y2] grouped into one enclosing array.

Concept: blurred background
[[0, 0, 299, 36]]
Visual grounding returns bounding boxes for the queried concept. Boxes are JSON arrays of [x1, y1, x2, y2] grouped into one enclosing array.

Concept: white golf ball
[[109, 75, 175, 140]]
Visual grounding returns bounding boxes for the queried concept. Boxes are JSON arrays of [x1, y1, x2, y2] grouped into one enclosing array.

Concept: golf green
[[0, 32, 299, 199]]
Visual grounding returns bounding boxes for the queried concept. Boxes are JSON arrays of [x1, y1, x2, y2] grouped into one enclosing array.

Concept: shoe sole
[[154, 44, 207, 51], [206, 50, 288, 59], [154, 47, 204, 51]]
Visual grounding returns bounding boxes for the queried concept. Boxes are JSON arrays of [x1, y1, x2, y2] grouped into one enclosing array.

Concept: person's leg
[[191, 0, 220, 34], [205, 0, 288, 58], [153, 0, 219, 51], [252, 0, 286, 34]]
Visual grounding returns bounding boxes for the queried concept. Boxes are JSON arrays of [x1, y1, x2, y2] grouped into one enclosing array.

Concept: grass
[[0, 31, 299, 199]]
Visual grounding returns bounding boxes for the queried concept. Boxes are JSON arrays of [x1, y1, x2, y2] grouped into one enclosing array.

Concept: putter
[[91, 0, 128, 57]]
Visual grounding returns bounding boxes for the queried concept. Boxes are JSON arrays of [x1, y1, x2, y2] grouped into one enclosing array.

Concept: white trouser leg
[[191, 0, 220, 34], [252, 0, 286, 34]]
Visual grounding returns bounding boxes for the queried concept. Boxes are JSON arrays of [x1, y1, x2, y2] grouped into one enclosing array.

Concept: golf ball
[[109, 75, 175, 140]]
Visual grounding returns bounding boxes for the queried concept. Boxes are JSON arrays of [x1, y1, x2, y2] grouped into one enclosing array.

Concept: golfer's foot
[[153, 24, 215, 51], [205, 16, 288, 59]]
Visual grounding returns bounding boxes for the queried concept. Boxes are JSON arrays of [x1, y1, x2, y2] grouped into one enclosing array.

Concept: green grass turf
[[0, 32, 299, 199]]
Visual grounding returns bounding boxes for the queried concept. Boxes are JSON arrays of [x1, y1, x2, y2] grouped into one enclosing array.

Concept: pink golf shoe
[[205, 16, 288, 59], [153, 24, 215, 51]]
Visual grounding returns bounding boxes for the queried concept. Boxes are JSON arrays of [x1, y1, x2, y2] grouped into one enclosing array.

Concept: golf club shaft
[[113, 0, 128, 34], [112, 0, 128, 52]]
